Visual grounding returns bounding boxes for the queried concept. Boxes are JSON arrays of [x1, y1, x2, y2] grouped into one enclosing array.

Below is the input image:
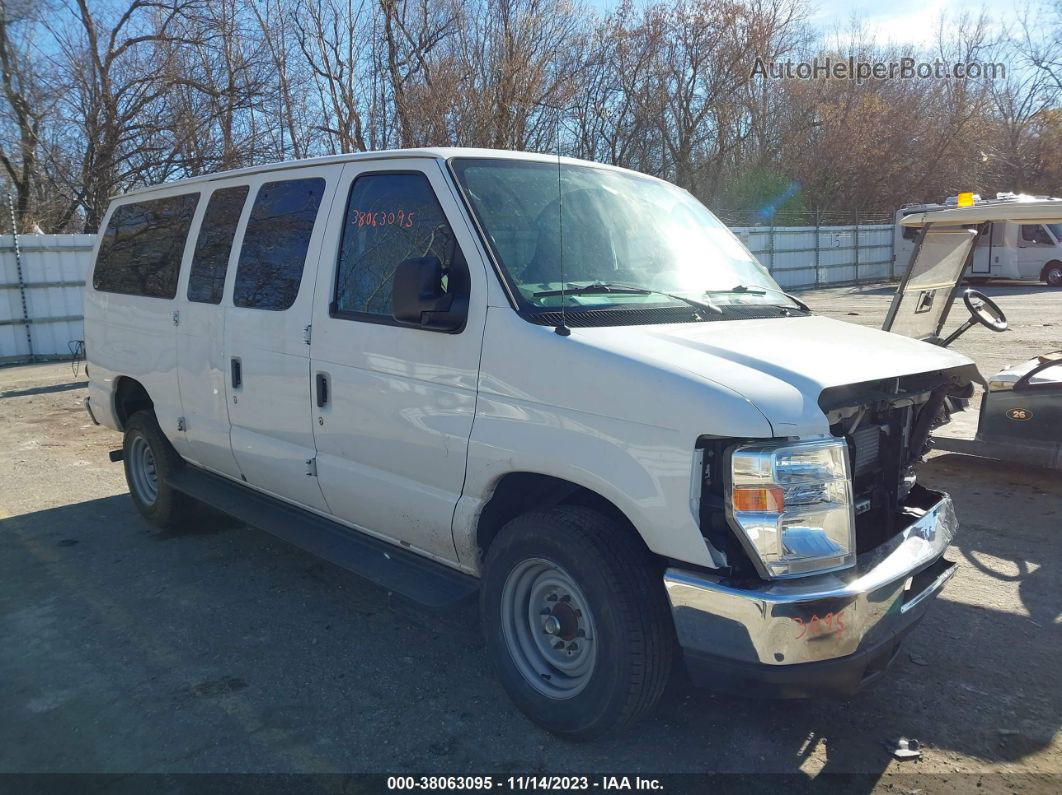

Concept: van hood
[[578, 314, 979, 436]]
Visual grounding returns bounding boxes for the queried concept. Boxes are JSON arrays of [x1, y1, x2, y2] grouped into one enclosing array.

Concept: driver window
[[1020, 224, 1052, 245], [332, 172, 465, 321]]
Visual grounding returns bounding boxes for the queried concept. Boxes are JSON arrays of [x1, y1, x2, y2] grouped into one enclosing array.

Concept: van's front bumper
[[663, 487, 958, 698]]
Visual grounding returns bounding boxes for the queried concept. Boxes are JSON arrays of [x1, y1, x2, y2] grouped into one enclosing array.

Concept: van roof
[[113, 147, 655, 201]]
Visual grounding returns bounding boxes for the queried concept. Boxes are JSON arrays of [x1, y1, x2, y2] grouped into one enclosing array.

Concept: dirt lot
[[1, 282, 1059, 790]]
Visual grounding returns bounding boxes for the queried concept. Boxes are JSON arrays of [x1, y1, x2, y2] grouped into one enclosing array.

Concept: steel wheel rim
[[1048, 266, 1062, 286], [129, 435, 158, 505], [500, 557, 597, 700]]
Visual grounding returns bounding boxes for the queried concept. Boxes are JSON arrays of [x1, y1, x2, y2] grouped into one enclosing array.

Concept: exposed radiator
[[851, 424, 882, 476]]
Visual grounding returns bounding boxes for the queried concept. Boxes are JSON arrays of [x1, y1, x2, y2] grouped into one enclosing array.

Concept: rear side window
[[93, 193, 199, 298], [187, 185, 249, 304], [334, 172, 460, 319], [233, 178, 325, 310]]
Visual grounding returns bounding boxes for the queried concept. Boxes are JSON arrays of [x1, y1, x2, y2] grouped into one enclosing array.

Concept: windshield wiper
[[704, 284, 810, 312], [533, 282, 722, 315], [533, 283, 650, 298], [704, 284, 767, 295]]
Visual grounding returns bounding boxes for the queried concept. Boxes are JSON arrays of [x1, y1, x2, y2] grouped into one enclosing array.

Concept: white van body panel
[[450, 308, 972, 570], [576, 314, 975, 436], [308, 159, 488, 562], [1017, 223, 1062, 278], [222, 165, 342, 513], [968, 220, 1010, 276], [453, 306, 774, 569], [83, 183, 197, 444], [173, 184, 246, 478]]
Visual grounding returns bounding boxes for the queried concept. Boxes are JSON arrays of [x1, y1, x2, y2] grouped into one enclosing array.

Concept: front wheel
[[1044, 261, 1062, 287], [480, 507, 674, 740]]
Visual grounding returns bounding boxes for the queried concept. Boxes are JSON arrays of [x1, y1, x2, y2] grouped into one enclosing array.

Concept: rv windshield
[[450, 158, 796, 313]]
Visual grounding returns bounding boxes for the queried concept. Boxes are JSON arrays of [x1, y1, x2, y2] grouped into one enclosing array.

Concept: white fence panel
[[1, 234, 96, 363], [732, 223, 895, 290]]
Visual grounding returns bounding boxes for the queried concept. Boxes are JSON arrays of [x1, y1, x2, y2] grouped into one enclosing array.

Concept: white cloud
[[810, 0, 1006, 48]]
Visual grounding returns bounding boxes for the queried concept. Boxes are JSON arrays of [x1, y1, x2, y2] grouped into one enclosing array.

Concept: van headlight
[[727, 438, 856, 579]]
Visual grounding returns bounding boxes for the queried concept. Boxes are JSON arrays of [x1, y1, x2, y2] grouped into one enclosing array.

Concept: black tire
[[480, 507, 674, 740], [1043, 261, 1062, 287], [122, 410, 194, 529]]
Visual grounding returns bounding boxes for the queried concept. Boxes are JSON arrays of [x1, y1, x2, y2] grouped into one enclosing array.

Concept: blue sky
[[590, 0, 1025, 47]]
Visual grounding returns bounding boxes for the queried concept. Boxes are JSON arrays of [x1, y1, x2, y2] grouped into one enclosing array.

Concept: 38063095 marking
[[387, 776, 665, 791]]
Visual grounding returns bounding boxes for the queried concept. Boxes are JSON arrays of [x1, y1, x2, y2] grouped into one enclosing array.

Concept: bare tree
[[47, 0, 206, 230], [0, 0, 51, 231], [378, 0, 459, 146], [0, 0, 1057, 231], [293, 0, 373, 154], [168, 0, 275, 171]]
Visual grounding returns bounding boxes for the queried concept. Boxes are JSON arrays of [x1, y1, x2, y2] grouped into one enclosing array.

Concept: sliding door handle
[[230, 357, 242, 389], [316, 372, 329, 408]]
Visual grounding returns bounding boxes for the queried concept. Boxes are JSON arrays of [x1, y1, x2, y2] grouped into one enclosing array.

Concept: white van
[[895, 196, 1062, 285], [85, 149, 978, 738]]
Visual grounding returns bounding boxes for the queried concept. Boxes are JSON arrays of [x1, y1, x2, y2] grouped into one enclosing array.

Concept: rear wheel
[[1044, 261, 1062, 287], [480, 507, 673, 740], [123, 410, 194, 529]]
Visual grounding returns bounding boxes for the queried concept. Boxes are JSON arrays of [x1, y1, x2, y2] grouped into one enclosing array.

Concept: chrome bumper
[[664, 487, 958, 674]]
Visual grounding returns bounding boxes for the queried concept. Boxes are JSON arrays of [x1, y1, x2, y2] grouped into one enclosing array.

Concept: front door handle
[[231, 357, 242, 389], [316, 372, 329, 408]]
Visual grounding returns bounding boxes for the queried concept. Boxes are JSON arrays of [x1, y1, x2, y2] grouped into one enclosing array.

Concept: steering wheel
[[963, 289, 1008, 332]]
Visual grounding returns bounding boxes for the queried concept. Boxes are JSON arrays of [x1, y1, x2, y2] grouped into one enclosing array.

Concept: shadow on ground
[[1, 475, 1057, 779]]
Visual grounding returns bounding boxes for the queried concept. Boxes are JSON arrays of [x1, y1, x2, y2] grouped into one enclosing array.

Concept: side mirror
[[392, 256, 467, 332]]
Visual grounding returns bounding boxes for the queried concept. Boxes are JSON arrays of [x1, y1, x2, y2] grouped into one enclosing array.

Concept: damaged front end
[[663, 363, 979, 698], [820, 363, 980, 553]]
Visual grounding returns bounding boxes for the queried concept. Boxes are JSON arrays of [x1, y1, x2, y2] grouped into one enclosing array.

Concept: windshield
[[451, 158, 796, 313], [1048, 224, 1062, 242]]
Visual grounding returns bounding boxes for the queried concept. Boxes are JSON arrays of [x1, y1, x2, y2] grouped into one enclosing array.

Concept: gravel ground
[[0, 282, 1059, 791]]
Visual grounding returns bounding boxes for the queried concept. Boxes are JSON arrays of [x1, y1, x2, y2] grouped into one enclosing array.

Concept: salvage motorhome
[[895, 193, 1062, 285]]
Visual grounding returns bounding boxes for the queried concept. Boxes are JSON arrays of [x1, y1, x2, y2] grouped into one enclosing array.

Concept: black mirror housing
[[392, 256, 467, 332]]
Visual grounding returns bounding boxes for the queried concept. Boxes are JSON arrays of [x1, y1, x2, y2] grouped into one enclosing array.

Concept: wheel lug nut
[[543, 616, 561, 636]]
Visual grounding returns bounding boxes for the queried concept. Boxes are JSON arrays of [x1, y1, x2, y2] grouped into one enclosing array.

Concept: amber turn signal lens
[[732, 486, 785, 513]]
